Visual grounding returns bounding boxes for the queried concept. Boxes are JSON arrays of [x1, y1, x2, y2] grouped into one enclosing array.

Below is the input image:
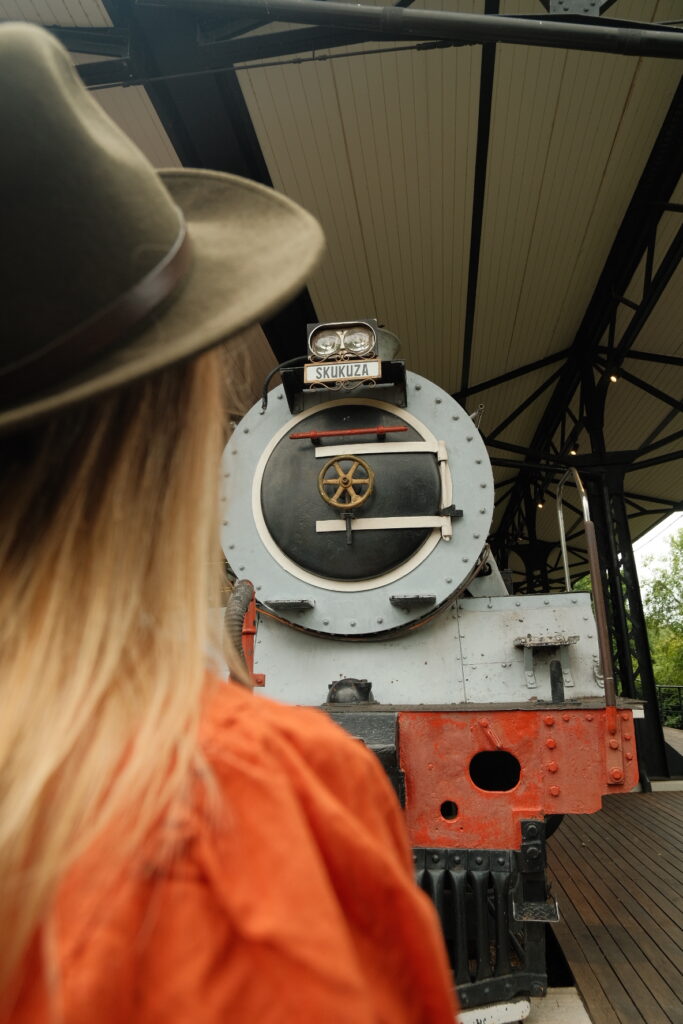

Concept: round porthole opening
[[440, 800, 458, 820]]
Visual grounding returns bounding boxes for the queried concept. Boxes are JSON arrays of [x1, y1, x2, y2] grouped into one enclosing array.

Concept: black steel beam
[[616, 367, 683, 414], [459, 0, 498, 395], [495, 78, 683, 551], [454, 348, 570, 402], [139, 0, 683, 59], [49, 25, 130, 56]]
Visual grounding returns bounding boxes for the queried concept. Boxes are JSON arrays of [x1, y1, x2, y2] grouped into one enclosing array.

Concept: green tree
[[642, 529, 683, 728]]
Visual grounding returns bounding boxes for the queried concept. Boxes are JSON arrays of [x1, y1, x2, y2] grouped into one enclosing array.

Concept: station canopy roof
[[3, 0, 681, 590]]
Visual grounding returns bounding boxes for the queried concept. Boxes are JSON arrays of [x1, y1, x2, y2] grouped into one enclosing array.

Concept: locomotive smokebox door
[[261, 405, 441, 581], [221, 366, 494, 638]]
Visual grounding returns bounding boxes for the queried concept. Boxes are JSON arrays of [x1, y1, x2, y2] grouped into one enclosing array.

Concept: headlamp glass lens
[[342, 328, 374, 356], [309, 330, 342, 358]]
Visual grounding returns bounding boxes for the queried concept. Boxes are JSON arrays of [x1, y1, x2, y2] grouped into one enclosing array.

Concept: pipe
[[556, 469, 616, 708], [140, 0, 683, 60], [223, 579, 255, 683]]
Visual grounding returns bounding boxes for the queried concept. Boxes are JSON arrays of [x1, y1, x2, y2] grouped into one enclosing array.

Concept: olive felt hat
[[0, 22, 324, 434]]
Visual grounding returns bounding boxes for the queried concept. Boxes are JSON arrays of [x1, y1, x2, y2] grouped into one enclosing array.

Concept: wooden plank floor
[[547, 792, 683, 1024]]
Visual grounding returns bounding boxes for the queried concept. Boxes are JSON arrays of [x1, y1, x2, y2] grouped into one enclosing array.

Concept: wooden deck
[[547, 792, 683, 1024]]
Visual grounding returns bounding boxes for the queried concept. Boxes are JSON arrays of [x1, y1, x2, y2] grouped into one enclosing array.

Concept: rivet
[[621, 713, 629, 721], [322, 619, 329, 625], [585, 714, 593, 722], [435, 398, 442, 404], [462, 557, 469, 563], [256, 586, 261, 591], [571, 598, 577, 604], [231, 450, 237, 456], [454, 855, 461, 864], [431, 852, 439, 863], [350, 621, 356, 627], [587, 634, 593, 639], [415, 384, 422, 391], [546, 738, 556, 749], [624, 733, 632, 741], [515, 601, 521, 607], [610, 767, 624, 782], [452, 415, 460, 421], [609, 738, 619, 749], [547, 762, 559, 773], [445, 577, 453, 584], [228, 544, 235, 550], [480, 483, 487, 488], [626, 752, 633, 761], [479, 718, 489, 727], [467, 435, 473, 442], [222, 520, 228, 526], [243, 428, 249, 434], [475, 459, 482, 464], [238, 566, 245, 572], [223, 472, 229, 478], [563, 714, 570, 722], [377, 617, 384, 624], [544, 716, 555, 726], [550, 786, 560, 797], [544, 599, 550, 605], [475, 855, 483, 865], [480, 508, 487, 514], [497, 856, 505, 865], [277, 393, 283, 400], [473, 533, 480, 539]]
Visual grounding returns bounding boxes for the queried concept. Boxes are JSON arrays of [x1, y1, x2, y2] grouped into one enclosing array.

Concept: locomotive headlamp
[[342, 327, 375, 357], [308, 320, 377, 360]]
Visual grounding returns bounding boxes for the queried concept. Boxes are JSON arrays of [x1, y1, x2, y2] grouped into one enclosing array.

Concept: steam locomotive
[[220, 320, 640, 1023]]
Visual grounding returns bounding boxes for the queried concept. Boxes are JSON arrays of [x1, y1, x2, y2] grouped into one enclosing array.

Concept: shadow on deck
[[547, 792, 683, 1024]]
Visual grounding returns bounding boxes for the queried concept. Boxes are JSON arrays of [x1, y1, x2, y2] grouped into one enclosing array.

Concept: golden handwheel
[[318, 455, 374, 509]]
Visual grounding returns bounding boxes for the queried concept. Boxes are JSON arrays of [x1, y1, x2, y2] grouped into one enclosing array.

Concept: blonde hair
[[0, 349, 234, 995]]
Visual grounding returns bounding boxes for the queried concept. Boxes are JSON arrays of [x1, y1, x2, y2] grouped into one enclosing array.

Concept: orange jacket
[[10, 684, 457, 1023]]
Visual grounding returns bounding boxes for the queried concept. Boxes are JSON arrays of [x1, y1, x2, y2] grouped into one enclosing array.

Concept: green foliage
[[642, 529, 683, 728]]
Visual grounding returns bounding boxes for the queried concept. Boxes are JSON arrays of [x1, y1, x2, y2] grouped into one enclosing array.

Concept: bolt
[[610, 768, 624, 782], [550, 786, 561, 797], [546, 738, 557, 749], [609, 738, 619, 750], [544, 715, 555, 726], [526, 824, 538, 837], [547, 762, 558, 773], [528, 848, 540, 860]]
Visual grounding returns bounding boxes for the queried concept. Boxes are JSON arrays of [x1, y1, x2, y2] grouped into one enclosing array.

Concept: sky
[[633, 511, 683, 583]]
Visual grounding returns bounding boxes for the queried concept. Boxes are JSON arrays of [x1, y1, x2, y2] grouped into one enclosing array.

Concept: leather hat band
[[0, 211, 192, 408]]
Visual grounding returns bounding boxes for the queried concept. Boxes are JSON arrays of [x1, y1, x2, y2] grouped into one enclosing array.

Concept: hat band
[[0, 212, 192, 408]]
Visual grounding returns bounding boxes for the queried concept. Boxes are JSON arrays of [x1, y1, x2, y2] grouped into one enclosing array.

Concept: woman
[[0, 22, 457, 1023]]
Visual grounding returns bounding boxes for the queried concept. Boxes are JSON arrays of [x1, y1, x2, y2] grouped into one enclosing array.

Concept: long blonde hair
[[0, 349, 231, 993]]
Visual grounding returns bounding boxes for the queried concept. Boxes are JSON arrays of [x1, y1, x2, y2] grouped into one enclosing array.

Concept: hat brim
[[0, 169, 324, 432]]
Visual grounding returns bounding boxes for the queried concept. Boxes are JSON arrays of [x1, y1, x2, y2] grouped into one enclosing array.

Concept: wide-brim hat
[[0, 23, 324, 434]]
